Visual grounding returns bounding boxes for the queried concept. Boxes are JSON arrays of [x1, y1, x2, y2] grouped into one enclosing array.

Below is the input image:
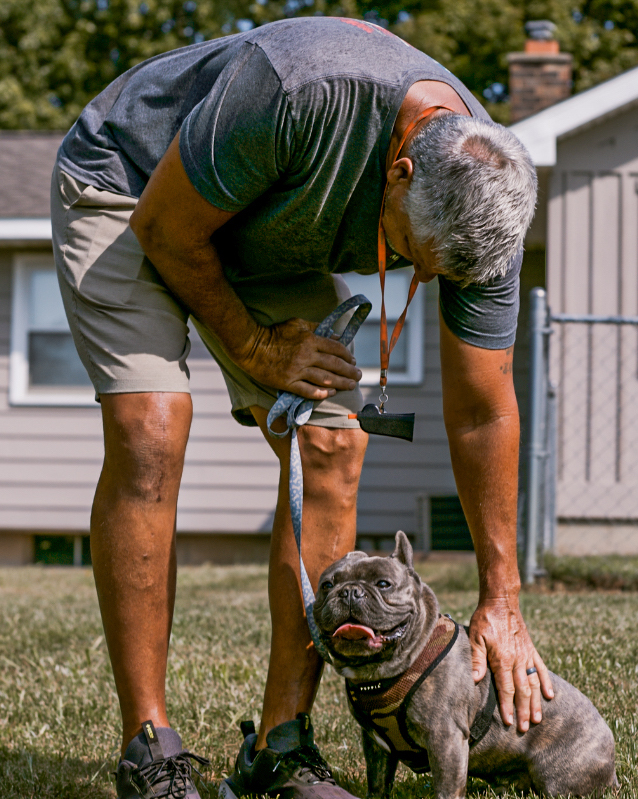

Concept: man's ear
[[386, 156, 413, 187], [391, 530, 414, 569]]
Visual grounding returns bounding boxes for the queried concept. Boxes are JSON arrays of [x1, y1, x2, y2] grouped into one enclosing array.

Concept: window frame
[[10, 253, 96, 407], [344, 268, 425, 386]]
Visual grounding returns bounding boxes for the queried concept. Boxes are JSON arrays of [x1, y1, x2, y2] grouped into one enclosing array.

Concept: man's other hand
[[239, 317, 362, 400], [469, 598, 554, 733]]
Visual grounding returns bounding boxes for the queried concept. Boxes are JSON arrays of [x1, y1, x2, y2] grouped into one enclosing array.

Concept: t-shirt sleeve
[[438, 247, 522, 350], [179, 42, 294, 212]]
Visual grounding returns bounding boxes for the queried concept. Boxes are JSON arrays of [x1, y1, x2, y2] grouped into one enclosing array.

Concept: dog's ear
[[391, 530, 414, 569]]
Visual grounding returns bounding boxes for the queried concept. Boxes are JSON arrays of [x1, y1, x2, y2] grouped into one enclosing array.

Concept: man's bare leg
[[250, 407, 368, 748], [91, 392, 193, 755]]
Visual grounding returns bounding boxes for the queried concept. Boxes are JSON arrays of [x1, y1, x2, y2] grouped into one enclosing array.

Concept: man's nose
[[339, 584, 365, 599]]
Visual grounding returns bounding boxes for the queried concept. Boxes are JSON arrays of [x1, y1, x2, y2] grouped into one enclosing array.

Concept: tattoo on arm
[[499, 346, 514, 375]]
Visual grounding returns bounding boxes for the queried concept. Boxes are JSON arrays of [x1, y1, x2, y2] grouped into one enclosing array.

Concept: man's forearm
[[439, 320, 553, 726], [130, 211, 360, 399], [131, 220, 261, 366], [446, 410, 521, 601], [129, 133, 361, 399]]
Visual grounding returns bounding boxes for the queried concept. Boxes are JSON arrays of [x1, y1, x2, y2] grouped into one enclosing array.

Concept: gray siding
[[0, 251, 457, 538], [0, 251, 279, 534], [178, 334, 280, 532], [357, 280, 456, 536], [548, 105, 638, 315], [0, 249, 456, 540], [546, 105, 638, 521], [0, 246, 100, 529]]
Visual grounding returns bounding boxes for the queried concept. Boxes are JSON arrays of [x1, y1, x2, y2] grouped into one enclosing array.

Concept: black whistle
[[356, 404, 415, 442]]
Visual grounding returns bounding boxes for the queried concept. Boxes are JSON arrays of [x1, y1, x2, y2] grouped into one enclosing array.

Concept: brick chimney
[[507, 21, 573, 123]]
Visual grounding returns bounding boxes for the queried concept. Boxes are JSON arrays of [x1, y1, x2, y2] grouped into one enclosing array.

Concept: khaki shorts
[[50, 163, 363, 428]]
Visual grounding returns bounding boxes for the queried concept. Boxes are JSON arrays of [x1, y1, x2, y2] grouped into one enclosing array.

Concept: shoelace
[[275, 745, 335, 784], [130, 751, 210, 798]]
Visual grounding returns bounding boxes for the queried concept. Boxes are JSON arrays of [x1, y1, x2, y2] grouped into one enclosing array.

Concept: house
[[510, 36, 638, 555], [8, 25, 635, 565], [0, 131, 468, 565]]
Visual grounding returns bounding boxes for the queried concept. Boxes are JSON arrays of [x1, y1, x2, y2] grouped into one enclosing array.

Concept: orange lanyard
[[377, 105, 450, 406]]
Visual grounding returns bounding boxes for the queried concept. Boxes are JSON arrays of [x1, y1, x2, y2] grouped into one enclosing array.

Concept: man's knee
[[100, 392, 192, 501], [298, 426, 368, 492]]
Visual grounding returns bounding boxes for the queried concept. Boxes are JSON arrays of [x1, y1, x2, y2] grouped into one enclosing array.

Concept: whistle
[[353, 404, 415, 442]]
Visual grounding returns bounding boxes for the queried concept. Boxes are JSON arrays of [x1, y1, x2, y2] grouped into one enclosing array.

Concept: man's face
[[382, 200, 442, 284], [382, 153, 446, 284]]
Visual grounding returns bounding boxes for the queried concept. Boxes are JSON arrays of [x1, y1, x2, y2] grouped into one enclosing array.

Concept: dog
[[313, 531, 618, 798]]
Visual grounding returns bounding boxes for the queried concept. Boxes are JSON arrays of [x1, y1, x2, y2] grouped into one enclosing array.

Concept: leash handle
[[266, 294, 372, 663]]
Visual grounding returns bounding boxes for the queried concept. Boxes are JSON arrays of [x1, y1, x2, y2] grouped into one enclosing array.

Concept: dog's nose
[[339, 585, 365, 599]]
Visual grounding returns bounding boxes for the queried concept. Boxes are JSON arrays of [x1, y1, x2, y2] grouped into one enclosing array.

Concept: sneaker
[[115, 719, 209, 798], [219, 713, 358, 799]]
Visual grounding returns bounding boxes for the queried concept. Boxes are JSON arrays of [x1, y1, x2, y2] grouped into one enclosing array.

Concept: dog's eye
[[376, 580, 392, 589], [321, 580, 334, 591]]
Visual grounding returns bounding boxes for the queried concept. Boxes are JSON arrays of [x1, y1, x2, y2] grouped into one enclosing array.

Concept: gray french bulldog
[[313, 531, 618, 798]]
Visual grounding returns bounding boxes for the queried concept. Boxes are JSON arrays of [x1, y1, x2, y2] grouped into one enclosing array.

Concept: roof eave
[[509, 64, 638, 167], [0, 218, 52, 246]]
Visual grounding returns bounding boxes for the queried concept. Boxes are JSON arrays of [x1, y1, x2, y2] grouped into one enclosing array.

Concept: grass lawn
[[0, 560, 636, 798]]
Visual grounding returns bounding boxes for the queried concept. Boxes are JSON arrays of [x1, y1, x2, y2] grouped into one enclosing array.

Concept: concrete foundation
[[3, 526, 637, 566], [556, 523, 638, 556], [175, 533, 271, 565], [0, 532, 34, 565]]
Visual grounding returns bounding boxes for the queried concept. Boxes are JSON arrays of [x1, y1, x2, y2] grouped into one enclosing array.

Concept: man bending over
[[51, 16, 553, 799]]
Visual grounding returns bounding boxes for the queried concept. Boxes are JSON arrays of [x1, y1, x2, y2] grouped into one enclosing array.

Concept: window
[[343, 267, 424, 385], [10, 255, 94, 405]]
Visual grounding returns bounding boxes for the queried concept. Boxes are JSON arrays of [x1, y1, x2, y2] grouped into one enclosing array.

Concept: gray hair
[[403, 114, 537, 286]]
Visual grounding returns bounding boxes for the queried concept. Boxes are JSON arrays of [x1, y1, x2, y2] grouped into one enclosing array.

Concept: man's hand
[[468, 598, 554, 732], [239, 317, 362, 400]]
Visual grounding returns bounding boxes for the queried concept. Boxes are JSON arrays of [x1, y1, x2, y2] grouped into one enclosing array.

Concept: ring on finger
[[526, 666, 538, 676]]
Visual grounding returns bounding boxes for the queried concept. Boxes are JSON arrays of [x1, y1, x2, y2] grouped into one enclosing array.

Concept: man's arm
[[439, 310, 554, 732], [129, 134, 361, 400]]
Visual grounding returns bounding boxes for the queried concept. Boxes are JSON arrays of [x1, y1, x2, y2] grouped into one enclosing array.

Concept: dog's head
[[313, 531, 439, 680]]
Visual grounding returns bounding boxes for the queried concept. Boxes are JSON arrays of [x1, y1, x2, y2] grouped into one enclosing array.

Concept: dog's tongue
[[333, 623, 376, 640]]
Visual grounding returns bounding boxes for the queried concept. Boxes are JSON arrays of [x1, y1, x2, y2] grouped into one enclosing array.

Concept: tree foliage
[[0, 0, 249, 128], [394, 0, 638, 123], [1, 0, 637, 129]]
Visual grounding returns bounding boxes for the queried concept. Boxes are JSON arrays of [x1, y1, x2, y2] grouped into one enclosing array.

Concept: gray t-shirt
[[58, 17, 520, 350]]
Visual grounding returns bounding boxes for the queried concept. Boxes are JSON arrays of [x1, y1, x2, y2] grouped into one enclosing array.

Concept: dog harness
[[345, 616, 497, 772]]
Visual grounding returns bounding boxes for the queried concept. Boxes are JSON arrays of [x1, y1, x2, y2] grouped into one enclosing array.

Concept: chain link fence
[[522, 289, 638, 581]]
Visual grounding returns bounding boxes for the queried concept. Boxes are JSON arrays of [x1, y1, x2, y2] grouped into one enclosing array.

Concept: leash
[[265, 106, 457, 660], [267, 294, 372, 662]]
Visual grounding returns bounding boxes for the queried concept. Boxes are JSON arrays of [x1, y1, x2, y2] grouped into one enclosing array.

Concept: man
[[51, 16, 553, 799]]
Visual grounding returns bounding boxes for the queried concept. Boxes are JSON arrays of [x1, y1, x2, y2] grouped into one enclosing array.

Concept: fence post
[[414, 493, 432, 556], [543, 381, 557, 553], [524, 288, 549, 584]]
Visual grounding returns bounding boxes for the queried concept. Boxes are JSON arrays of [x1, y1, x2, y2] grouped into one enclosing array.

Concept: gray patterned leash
[[267, 294, 372, 663]]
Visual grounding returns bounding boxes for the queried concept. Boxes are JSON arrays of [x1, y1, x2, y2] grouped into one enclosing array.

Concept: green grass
[[0, 563, 636, 798], [543, 554, 638, 592]]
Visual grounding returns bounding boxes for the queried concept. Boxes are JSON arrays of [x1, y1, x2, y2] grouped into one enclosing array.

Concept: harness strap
[[347, 617, 458, 709], [469, 670, 497, 746], [463, 625, 498, 747], [267, 294, 372, 663], [346, 618, 496, 771], [346, 616, 458, 770]]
